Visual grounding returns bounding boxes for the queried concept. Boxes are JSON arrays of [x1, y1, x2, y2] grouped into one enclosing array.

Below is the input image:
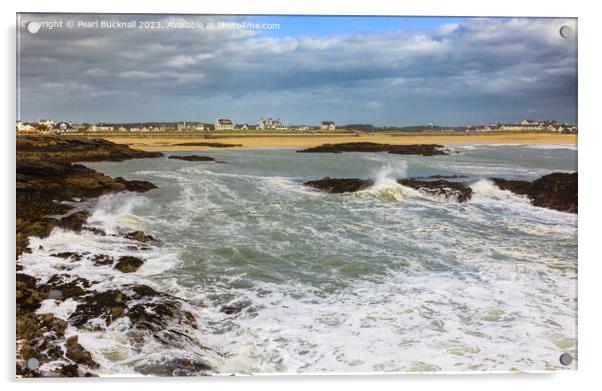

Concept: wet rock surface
[[304, 176, 473, 201], [65, 336, 99, 368], [17, 136, 160, 257], [298, 142, 447, 156], [304, 177, 374, 193], [125, 230, 158, 243], [491, 172, 577, 213], [168, 155, 216, 161], [114, 256, 145, 273], [16, 136, 215, 377], [397, 179, 473, 202]]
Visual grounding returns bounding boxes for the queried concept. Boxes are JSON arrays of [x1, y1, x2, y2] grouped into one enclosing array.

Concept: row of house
[[464, 120, 577, 133], [215, 118, 336, 131]]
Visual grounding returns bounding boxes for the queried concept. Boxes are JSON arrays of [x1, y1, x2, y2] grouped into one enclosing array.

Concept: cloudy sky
[[17, 14, 577, 126]]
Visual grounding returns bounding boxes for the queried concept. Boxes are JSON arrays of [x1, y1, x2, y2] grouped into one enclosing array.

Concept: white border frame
[[3, 1, 600, 390]]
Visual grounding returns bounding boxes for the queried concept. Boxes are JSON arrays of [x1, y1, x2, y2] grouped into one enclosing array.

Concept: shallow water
[[21, 144, 578, 374]]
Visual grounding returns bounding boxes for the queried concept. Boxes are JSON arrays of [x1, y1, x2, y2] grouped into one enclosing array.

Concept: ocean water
[[20, 144, 578, 375]]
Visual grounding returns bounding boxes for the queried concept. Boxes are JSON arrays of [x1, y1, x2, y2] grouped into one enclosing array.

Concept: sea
[[20, 143, 578, 375]]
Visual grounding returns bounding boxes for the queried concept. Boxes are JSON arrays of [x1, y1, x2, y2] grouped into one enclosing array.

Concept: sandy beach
[[101, 133, 577, 150]]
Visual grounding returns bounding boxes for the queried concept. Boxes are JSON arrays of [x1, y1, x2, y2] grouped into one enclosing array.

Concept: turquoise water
[[22, 144, 577, 374]]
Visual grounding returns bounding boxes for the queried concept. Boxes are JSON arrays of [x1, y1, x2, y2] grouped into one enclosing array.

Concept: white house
[[257, 117, 285, 130], [52, 121, 75, 133], [234, 124, 250, 130], [16, 121, 35, 132], [91, 125, 115, 132], [320, 121, 336, 131], [215, 118, 234, 131], [38, 119, 55, 128]]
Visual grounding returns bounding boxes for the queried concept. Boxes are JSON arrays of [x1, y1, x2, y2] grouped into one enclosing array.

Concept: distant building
[[38, 119, 55, 127], [91, 124, 114, 132], [257, 117, 284, 130], [52, 121, 75, 133], [215, 118, 234, 131], [177, 122, 205, 131], [234, 124, 250, 130], [320, 121, 336, 131], [16, 121, 35, 132]]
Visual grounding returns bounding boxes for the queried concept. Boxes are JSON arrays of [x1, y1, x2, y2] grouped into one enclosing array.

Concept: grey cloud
[[18, 15, 577, 126]]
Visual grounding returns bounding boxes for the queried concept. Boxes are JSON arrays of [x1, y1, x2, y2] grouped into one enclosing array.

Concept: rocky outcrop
[[17, 136, 163, 163], [15, 136, 174, 377], [125, 230, 158, 243], [17, 137, 160, 257], [491, 172, 577, 213], [397, 179, 473, 202], [65, 336, 99, 368], [304, 177, 374, 193], [298, 142, 447, 156], [304, 176, 473, 202], [114, 256, 145, 273], [168, 155, 216, 162]]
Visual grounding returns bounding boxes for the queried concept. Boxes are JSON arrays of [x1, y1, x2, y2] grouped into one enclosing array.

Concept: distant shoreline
[[98, 132, 578, 151]]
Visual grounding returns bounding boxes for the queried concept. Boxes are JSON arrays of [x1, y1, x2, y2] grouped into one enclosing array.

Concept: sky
[[17, 14, 577, 126]]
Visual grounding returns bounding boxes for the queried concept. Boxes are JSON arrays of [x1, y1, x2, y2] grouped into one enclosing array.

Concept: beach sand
[[102, 133, 577, 151]]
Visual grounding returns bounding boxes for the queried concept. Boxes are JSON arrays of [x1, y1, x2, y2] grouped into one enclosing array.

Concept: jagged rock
[[114, 177, 157, 192], [397, 179, 473, 202], [58, 211, 91, 231], [46, 275, 93, 300], [65, 336, 99, 368], [304, 177, 374, 193], [304, 176, 473, 202], [125, 230, 157, 243], [90, 254, 114, 266], [491, 172, 577, 213], [168, 155, 216, 161], [298, 142, 447, 156], [114, 256, 144, 273], [16, 273, 46, 315], [69, 290, 128, 328], [16, 136, 160, 256], [51, 252, 86, 261], [134, 357, 211, 376]]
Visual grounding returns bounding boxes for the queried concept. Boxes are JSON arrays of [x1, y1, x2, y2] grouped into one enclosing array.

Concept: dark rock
[[16, 136, 160, 257], [491, 172, 577, 213], [134, 357, 211, 376], [16, 273, 46, 316], [46, 275, 93, 299], [298, 142, 447, 156], [125, 230, 157, 243], [57, 364, 80, 377], [58, 211, 90, 231], [65, 336, 99, 368], [303, 176, 473, 202], [69, 290, 128, 328], [168, 155, 216, 162], [90, 254, 114, 266], [221, 305, 242, 315], [51, 252, 86, 262], [114, 256, 144, 273], [397, 179, 473, 202], [82, 226, 106, 236], [114, 177, 157, 192], [304, 177, 374, 193]]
